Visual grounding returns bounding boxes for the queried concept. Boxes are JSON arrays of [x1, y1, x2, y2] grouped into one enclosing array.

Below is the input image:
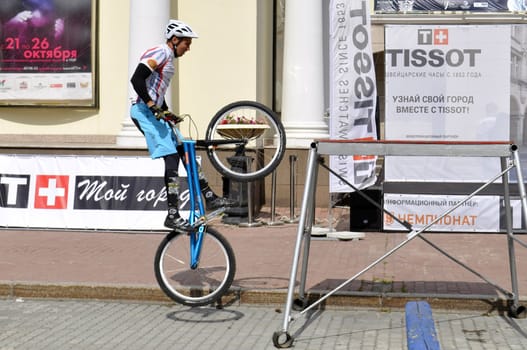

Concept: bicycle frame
[[181, 139, 206, 269], [167, 115, 258, 270], [171, 125, 237, 270]]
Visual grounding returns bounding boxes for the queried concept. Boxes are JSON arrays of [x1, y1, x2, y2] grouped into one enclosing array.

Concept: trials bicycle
[[154, 100, 286, 306]]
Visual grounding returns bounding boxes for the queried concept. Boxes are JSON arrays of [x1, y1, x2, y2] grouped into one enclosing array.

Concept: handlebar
[[158, 112, 183, 124], [161, 112, 248, 148]]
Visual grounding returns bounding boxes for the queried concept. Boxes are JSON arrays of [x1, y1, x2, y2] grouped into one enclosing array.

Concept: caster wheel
[[272, 331, 293, 348], [509, 305, 527, 319], [292, 298, 308, 311]]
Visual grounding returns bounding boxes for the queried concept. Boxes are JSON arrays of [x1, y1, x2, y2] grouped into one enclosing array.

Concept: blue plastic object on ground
[[405, 301, 441, 350]]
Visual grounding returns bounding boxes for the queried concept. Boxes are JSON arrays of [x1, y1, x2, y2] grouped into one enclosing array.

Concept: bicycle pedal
[[172, 226, 194, 234], [207, 208, 225, 219]]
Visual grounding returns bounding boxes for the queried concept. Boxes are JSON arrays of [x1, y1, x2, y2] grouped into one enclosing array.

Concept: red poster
[[1, 0, 92, 73], [0, 0, 96, 106]]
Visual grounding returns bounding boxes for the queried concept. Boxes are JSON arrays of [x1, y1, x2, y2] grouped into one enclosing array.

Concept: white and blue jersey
[[136, 43, 175, 107], [130, 43, 178, 159]]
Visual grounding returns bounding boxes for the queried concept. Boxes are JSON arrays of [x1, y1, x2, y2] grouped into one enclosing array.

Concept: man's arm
[[130, 63, 154, 107]]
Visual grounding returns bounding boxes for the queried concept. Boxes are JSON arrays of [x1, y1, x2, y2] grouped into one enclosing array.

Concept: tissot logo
[[0, 175, 30, 208], [386, 28, 480, 68], [418, 29, 449, 45], [34, 175, 69, 209], [434, 29, 449, 45]]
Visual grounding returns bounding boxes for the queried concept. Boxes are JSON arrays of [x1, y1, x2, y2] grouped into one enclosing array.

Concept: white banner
[[384, 25, 510, 182], [0, 154, 197, 230], [383, 193, 500, 232], [383, 25, 511, 232], [329, 0, 378, 192]]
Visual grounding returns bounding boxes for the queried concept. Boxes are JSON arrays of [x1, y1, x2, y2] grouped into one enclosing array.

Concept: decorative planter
[[216, 124, 269, 139]]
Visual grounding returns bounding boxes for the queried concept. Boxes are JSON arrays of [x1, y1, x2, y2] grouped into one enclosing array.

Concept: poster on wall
[[0, 0, 97, 107], [328, 0, 378, 193], [383, 25, 511, 232]]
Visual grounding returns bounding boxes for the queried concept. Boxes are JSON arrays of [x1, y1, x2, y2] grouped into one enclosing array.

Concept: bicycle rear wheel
[[154, 227, 236, 307], [205, 100, 286, 182]]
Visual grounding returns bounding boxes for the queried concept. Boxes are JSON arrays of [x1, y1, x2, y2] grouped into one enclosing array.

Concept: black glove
[[150, 105, 183, 124], [161, 111, 184, 124], [149, 105, 164, 119]]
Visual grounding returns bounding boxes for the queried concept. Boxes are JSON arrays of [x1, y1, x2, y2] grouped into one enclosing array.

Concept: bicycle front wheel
[[205, 101, 286, 182], [154, 227, 236, 307]]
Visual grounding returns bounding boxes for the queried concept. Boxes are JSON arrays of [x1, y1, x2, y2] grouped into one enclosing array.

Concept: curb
[[0, 281, 521, 314]]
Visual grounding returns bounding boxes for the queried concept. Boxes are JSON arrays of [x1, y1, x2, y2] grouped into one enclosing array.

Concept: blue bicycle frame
[[170, 123, 238, 271], [181, 139, 206, 270]]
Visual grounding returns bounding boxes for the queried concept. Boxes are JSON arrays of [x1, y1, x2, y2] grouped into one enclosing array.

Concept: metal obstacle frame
[[272, 140, 527, 348]]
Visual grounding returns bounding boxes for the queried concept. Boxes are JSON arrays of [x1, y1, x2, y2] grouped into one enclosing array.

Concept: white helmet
[[165, 20, 199, 39]]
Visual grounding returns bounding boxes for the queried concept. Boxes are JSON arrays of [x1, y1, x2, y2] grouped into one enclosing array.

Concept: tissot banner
[[329, 0, 378, 193], [0, 154, 197, 230], [385, 25, 510, 145], [385, 25, 510, 182], [383, 25, 511, 232]]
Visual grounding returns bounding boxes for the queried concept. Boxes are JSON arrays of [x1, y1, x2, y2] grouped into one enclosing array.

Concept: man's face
[[173, 37, 192, 57]]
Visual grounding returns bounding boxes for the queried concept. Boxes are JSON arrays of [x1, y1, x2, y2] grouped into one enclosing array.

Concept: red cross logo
[[34, 175, 69, 209], [433, 29, 449, 45]]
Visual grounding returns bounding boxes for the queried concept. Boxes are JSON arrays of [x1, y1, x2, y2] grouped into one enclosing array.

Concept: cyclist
[[130, 19, 234, 230]]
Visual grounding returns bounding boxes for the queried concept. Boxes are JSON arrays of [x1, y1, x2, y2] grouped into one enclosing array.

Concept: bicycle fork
[[188, 226, 205, 269]]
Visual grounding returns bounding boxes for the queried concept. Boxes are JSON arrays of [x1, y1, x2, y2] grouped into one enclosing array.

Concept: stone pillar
[[281, 0, 328, 148], [116, 0, 170, 147]]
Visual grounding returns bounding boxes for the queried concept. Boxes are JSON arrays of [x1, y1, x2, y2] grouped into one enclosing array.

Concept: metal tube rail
[[239, 158, 262, 228], [316, 140, 513, 157], [283, 155, 298, 224], [267, 170, 284, 226], [280, 146, 318, 332], [513, 149, 527, 248]]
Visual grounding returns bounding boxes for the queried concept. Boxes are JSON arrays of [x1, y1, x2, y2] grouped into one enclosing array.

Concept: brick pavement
[[0, 206, 527, 310], [1, 298, 526, 349]]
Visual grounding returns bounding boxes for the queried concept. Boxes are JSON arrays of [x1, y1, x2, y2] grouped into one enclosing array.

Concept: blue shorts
[[130, 103, 178, 159]]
